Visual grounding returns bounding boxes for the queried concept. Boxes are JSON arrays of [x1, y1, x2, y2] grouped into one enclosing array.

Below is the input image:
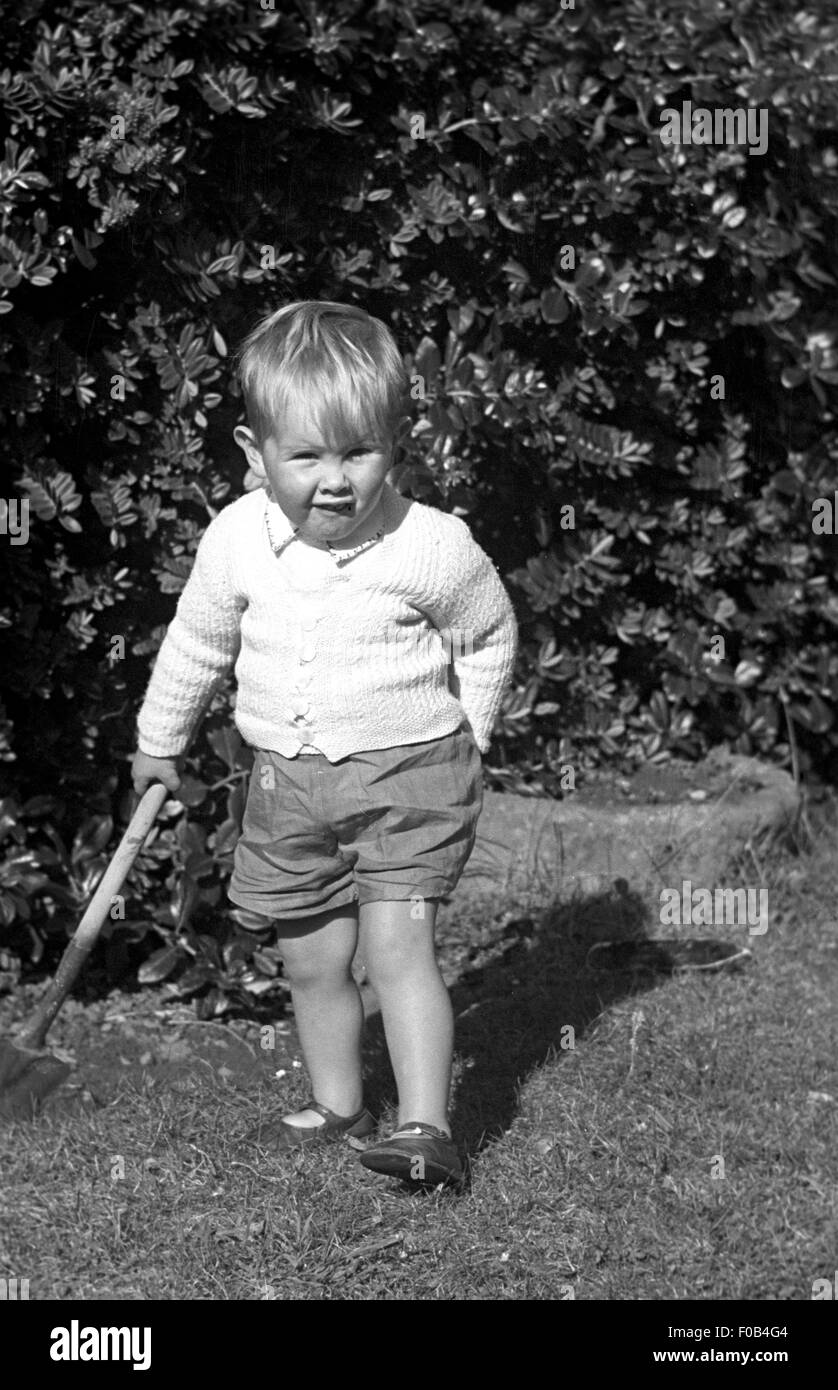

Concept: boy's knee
[[280, 950, 356, 991], [363, 926, 438, 989], [279, 953, 321, 989], [277, 908, 358, 987]]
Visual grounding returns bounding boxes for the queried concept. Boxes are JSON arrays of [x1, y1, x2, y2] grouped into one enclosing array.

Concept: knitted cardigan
[[136, 482, 518, 762]]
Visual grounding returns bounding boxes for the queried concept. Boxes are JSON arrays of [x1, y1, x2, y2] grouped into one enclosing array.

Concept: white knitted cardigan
[[137, 482, 519, 762]]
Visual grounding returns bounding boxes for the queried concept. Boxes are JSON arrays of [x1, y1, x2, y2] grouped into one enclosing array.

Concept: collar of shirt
[[263, 491, 299, 557], [263, 489, 386, 566]]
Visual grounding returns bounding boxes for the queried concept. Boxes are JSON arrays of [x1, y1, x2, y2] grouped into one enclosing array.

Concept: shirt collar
[[263, 491, 300, 557], [263, 486, 390, 563]]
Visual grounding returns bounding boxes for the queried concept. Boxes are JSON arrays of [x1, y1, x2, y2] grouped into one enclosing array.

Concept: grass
[[1, 791, 836, 1300]]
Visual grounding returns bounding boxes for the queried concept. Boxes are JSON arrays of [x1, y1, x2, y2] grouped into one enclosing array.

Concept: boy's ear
[[234, 425, 267, 478]]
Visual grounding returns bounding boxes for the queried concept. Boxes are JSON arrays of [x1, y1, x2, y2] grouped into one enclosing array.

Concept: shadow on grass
[[360, 883, 663, 1164]]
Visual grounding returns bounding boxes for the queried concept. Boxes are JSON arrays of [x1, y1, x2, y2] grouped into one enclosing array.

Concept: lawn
[[1, 792, 835, 1300]]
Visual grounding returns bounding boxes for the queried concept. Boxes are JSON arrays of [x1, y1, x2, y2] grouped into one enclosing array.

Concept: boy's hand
[[132, 750, 183, 797]]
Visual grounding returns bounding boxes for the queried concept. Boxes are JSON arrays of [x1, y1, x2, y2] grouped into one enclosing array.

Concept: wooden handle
[[16, 783, 169, 1051]]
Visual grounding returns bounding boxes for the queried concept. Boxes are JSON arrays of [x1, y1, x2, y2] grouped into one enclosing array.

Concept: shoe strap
[[305, 1099, 335, 1120], [306, 1097, 365, 1123], [391, 1122, 451, 1141]]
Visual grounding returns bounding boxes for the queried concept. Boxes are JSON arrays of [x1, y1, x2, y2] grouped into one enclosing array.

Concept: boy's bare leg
[[359, 898, 453, 1136], [275, 903, 364, 1126]]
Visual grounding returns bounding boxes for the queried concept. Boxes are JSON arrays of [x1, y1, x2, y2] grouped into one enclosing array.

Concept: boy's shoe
[[245, 1097, 376, 1150], [585, 939, 753, 974], [359, 1122, 464, 1186]]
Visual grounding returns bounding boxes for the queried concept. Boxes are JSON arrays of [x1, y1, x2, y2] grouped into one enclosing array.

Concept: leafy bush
[[1, 0, 837, 998]]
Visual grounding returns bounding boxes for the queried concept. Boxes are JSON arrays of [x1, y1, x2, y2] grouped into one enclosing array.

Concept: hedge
[[1, 0, 837, 1007]]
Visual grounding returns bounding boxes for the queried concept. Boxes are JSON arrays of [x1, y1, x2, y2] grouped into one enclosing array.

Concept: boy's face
[[234, 398, 409, 548]]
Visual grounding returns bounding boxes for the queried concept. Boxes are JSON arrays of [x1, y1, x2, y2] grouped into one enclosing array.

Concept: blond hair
[[236, 300, 411, 449]]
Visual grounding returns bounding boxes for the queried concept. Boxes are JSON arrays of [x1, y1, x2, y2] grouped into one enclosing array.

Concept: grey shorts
[[228, 724, 484, 923]]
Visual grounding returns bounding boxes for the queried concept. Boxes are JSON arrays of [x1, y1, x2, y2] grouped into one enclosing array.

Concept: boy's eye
[[290, 447, 377, 460]]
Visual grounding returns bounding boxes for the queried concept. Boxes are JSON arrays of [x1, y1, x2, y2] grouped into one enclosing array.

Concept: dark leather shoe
[[359, 1122, 464, 1185], [246, 1097, 376, 1150]]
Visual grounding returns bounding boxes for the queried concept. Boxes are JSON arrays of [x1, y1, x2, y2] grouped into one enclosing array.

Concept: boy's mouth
[[314, 501, 354, 514]]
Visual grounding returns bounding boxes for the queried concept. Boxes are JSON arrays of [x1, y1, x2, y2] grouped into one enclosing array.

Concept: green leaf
[[71, 815, 113, 864], [540, 288, 569, 323], [138, 944, 183, 985], [207, 724, 242, 769], [175, 776, 210, 808]]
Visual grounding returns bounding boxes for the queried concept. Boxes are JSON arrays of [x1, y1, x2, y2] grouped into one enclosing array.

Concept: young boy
[[132, 301, 518, 1185]]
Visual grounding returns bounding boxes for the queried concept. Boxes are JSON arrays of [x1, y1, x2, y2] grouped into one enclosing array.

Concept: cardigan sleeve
[[136, 511, 246, 757], [418, 515, 518, 754]]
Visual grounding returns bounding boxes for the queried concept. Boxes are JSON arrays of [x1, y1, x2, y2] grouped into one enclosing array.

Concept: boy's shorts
[[228, 723, 484, 924]]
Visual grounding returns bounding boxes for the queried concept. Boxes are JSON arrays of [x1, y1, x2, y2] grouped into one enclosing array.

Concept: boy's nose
[[316, 471, 353, 496]]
